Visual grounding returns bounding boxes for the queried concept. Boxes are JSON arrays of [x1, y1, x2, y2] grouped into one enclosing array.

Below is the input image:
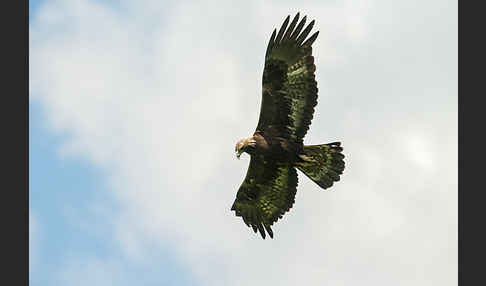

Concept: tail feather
[[295, 142, 345, 190]]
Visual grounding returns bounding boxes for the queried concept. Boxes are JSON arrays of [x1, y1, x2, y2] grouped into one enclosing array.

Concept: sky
[[29, 0, 457, 285]]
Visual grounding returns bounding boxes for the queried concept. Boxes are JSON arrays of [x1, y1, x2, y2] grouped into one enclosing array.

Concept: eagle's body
[[232, 13, 345, 239], [240, 132, 303, 161]]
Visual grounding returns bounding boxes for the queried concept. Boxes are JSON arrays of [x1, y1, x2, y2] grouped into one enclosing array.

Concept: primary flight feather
[[232, 13, 346, 239]]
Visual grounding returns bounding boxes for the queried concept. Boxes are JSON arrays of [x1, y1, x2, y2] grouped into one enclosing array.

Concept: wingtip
[[260, 230, 266, 239], [268, 230, 274, 239], [263, 224, 274, 239], [294, 12, 301, 23]]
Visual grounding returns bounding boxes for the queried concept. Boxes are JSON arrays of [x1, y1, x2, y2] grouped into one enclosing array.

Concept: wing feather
[[256, 13, 319, 143], [231, 156, 298, 239], [282, 13, 300, 42], [265, 29, 277, 58], [274, 15, 290, 44], [289, 16, 307, 41], [302, 31, 319, 47], [296, 20, 315, 45]]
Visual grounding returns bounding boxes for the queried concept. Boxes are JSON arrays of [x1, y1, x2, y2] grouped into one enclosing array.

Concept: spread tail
[[295, 142, 345, 190]]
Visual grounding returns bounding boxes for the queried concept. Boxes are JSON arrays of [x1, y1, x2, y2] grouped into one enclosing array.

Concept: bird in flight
[[231, 13, 346, 239]]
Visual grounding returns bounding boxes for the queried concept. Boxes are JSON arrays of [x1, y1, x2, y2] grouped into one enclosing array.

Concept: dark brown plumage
[[232, 13, 346, 239]]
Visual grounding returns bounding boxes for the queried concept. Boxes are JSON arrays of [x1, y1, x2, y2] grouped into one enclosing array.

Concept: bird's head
[[235, 137, 256, 159]]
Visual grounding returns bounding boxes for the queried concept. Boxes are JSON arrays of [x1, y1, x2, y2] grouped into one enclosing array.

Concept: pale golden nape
[[235, 137, 256, 159]]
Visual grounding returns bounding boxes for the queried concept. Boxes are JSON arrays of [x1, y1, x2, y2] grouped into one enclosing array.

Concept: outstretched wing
[[231, 156, 298, 239], [256, 13, 319, 143]]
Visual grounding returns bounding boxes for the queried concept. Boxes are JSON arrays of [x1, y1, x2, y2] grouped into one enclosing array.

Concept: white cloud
[[30, 0, 457, 285]]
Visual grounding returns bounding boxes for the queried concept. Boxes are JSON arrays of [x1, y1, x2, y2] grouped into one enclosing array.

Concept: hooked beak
[[236, 150, 242, 159]]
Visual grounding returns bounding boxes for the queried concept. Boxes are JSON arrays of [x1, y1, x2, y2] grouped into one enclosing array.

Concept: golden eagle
[[231, 13, 346, 239]]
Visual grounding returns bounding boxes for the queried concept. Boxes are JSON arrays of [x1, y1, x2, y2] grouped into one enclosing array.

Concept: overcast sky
[[30, 0, 457, 285]]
